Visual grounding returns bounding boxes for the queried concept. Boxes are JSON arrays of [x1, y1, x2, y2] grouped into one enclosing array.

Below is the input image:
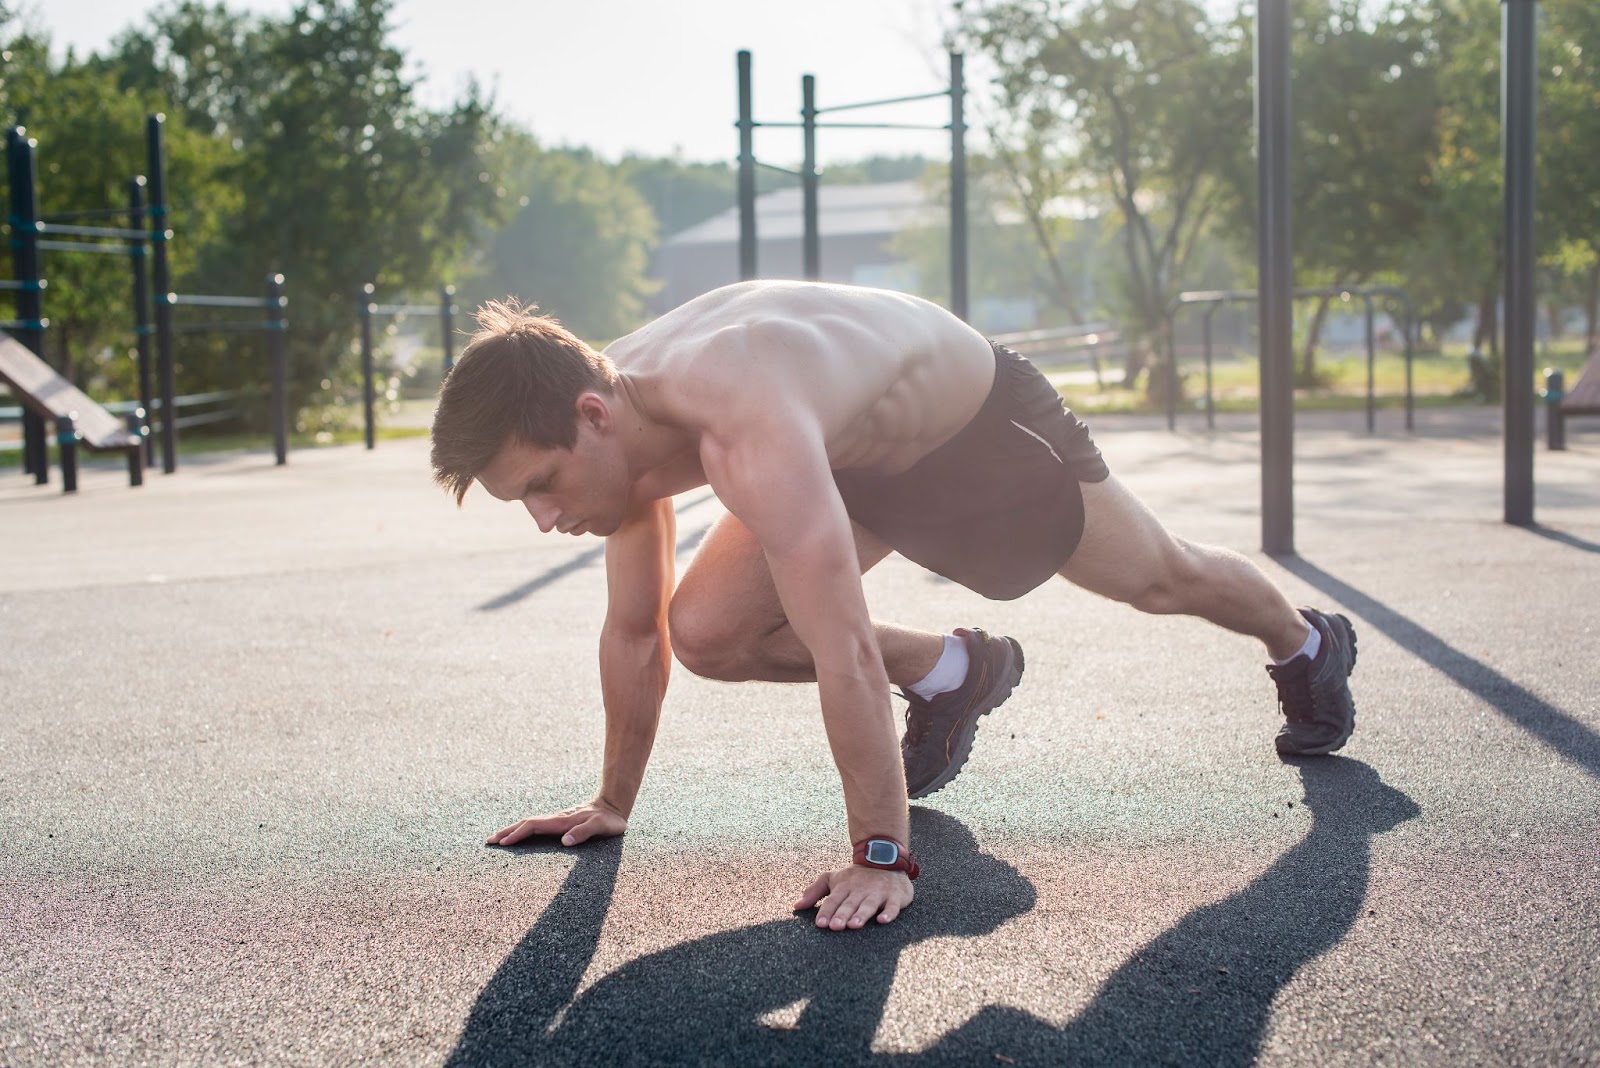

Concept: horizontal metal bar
[[29, 222, 152, 240], [38, 207, 131, 222], [0, 279, 46, 291], [4, 390, 240, 421], [755, 161, 802, 178], [367, 303, 444, 316], [814, 89, 949, 115], [759, 121, 952, 131], [171, 409, 239, 430], [992, 322, 1117, 346], [173, 320, 276, 335], [1176, 284, 1410, 309], [817, 121, 953, 131], [166, 293, 280, 309], [0, 318, 49, 330], [35, 239, 137, 255]]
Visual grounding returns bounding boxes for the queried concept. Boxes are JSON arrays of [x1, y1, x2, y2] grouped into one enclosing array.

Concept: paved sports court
[[2, 410, 1596, 1065]]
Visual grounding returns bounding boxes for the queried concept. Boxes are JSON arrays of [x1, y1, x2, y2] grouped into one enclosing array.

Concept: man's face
[[477, 397, 631, 537]]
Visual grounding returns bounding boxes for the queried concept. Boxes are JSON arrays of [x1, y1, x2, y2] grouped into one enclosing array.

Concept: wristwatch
[[852, 836, 920, 880]]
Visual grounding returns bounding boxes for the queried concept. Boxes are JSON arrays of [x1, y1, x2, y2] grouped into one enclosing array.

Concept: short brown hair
[[430, 299, 618, 504]]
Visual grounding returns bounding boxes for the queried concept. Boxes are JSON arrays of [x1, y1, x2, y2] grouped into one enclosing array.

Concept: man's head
[[431, 299, 630, 535]]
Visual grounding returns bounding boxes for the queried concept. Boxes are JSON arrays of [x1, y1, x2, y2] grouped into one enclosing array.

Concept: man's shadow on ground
[[447, 762, 1416, 1067]]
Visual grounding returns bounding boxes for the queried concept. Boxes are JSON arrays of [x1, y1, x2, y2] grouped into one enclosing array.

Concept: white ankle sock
[[908, 634, 970, 699], [1272, 620, 1321, 665]]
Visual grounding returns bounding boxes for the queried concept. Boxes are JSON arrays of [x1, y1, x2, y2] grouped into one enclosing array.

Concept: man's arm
[[488, 496, 675, 847], [698, 416, 915, 929]]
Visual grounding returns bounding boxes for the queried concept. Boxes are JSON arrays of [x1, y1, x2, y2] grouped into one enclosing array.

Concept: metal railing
[[1, 388, 241, 449]]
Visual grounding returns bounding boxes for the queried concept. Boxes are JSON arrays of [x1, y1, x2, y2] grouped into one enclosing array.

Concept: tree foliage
[[461, 136, 658, 343], [962, 0, 1254, 387]]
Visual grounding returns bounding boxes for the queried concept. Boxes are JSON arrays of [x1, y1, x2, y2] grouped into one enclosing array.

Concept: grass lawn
[[1056, 339, 1592, 416]]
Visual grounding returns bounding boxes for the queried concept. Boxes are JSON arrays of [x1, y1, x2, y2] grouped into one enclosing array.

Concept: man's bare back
[[603, 281, 998, 506]]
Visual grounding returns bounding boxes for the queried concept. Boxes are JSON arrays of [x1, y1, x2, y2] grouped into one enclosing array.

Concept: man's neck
[[614, 373, 696, 481]]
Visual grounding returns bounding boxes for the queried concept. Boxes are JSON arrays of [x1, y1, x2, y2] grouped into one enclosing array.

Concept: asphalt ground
[[2, 408, 1598, 1066]]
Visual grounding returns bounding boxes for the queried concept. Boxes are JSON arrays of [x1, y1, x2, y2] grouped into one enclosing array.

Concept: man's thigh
[[1056, 474, 1187, 603], [675, 510, 895, 625]]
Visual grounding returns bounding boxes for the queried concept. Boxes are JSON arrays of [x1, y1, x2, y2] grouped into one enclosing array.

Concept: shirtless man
[[429, 281, 1358, 932]]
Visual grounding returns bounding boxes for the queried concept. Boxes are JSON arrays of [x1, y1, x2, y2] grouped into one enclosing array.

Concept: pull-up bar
[[735, 50, 969, 321]]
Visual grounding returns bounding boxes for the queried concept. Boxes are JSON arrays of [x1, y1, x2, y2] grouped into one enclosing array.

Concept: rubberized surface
[[2, 409, 1597, 1066]]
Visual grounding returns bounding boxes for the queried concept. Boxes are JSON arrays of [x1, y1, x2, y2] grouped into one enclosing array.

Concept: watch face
[[864, 839, 899, 865]]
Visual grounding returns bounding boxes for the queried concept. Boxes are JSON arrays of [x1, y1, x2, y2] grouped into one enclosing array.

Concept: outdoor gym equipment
[[356, 283, 456, 450], [6, 125, 155, 485], [4, 115, 290, 480], [1170, 286, 1417, 434], [735, 50, 969, 321], [1252, 0, 1540, 549]]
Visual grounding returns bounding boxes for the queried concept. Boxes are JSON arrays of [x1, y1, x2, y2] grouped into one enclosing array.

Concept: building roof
[[664, 180, 939, 247]]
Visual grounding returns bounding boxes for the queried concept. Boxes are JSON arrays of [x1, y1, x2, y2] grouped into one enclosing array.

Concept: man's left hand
[[793, 865, 914, 930]]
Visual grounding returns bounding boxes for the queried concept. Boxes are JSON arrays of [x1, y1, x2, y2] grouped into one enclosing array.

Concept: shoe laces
[[1266, 657, 1315, 723], [895, 689, 933, 746]]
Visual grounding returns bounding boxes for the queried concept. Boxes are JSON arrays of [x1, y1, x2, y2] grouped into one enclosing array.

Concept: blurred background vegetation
[[1, 0, 1596, 442]]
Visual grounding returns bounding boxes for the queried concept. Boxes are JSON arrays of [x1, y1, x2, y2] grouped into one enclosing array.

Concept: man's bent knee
[[667, 594, 771, 681]]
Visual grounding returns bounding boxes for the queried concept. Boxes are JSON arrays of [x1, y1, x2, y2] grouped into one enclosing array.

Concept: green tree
[[106, 0, 511, 430], [460, 136, 658, 342], [962, 0, 1255, 390], [1274, 0, 1439, 382], [1, 26, 234, 398], [1541, 0, 1600, 353]]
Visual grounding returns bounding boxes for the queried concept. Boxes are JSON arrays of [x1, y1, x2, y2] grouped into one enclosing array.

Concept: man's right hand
[[486, 801, 628, 848]]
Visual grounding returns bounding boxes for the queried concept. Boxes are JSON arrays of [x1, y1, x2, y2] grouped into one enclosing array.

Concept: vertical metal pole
[[360, 284, 376, 451], [57, 414, 77, 494], [737, 51, 758, 282], [267, 273, 287, 466], [1402, 296, 1416, 431], [1203, 305, 1217, 431], [801, 74, 820, 281], [1364, 294, 1376, 434], [125, 411, 145, 487], [128, 176, 154, 465], [1544, 369, 1565, 450], [441, 284, 457, 374], [1502, 0, 1536, 526], [1166, 331, 1178, 431], [1256, 0, 1295, 555], [949, 51, 970, 322], [147, 114, 178, 474], [8, 127, 48, 485]]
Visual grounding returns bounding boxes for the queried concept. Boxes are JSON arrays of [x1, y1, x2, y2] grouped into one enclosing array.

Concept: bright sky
[[32, 0, 983, 167]]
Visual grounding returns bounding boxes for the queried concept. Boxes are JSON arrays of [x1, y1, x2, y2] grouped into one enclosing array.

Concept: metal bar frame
[[813, 89, 949, 115], [1502, 0, 1537, 525], [735, 51, 969, 322], [34, 239, 138, 255], [1256, 0, 1295, 555], [149, 113, 178, 473]]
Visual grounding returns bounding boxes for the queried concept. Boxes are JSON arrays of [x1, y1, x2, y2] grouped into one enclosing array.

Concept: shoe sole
[[1276, 612, 1359, 757], [907, 638, 1025, 799]]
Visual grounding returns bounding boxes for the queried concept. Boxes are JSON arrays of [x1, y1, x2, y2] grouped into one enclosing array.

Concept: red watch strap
[[852, 836, 920, 880]]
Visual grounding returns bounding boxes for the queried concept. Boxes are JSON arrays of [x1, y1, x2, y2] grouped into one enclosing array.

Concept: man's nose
[[524, 497, 559, 533]]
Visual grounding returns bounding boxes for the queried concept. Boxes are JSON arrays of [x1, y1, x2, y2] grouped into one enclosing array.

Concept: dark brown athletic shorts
[[832, 340, 1110, 601]]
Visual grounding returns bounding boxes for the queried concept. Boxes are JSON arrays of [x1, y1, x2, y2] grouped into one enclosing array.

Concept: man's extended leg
[[1059, 475, 1358, 755], [668, 511, 1024, 793]]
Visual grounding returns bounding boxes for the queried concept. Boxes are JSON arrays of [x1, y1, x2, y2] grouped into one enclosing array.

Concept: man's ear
[[575, 392, 612, 433]]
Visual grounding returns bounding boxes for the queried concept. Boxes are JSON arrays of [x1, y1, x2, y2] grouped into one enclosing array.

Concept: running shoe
[[1268, 608, 1359, 756], [901, 627, 1025, 799]]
